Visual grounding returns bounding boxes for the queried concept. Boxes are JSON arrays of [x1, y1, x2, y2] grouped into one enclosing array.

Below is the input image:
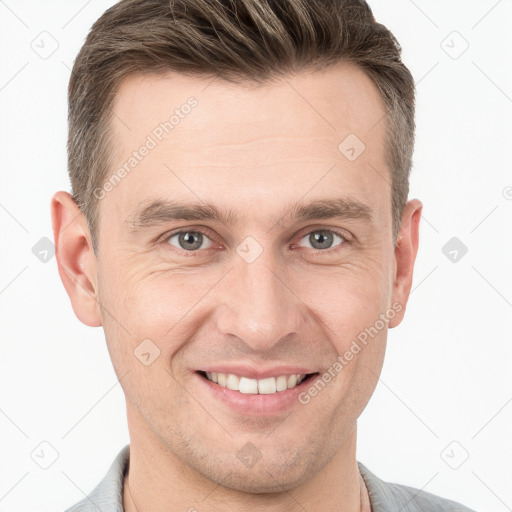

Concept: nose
[[214, 245, 305, 352]]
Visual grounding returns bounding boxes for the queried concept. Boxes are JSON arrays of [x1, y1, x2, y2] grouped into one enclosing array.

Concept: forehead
[[102, 62, 389, 227], [111, 61, 387, 148]]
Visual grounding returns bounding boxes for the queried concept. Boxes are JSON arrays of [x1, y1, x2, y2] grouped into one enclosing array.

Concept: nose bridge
[[215, 243, 303, 350]]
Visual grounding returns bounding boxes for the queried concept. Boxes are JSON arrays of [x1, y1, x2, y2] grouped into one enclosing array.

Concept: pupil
[[312, 231, 332, 249], [181, 232, 201, 250]]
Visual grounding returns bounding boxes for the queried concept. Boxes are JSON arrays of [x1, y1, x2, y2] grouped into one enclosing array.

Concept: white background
[[0, 1, 511, 511]]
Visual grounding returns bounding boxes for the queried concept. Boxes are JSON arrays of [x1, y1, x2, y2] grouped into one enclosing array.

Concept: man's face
[[91, 62, 410, 492]]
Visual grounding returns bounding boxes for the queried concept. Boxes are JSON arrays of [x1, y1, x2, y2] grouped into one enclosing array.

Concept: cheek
[[95, 259, 176, 373], [98, 255, 188, 331], [98, 242, 393, 367], [96, 267, 184, 412], [99, 264, 220, 378], [296, 256, 392, 341], [123, 270, 212, 336]]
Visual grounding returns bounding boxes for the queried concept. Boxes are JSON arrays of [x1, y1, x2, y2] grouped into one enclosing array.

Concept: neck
[[124, 410, 367, 512]]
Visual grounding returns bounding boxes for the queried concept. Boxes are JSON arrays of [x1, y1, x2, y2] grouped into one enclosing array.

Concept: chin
[[203, 462, 311, 495]]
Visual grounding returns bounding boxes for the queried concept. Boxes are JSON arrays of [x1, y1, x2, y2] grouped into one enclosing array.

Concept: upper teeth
[[205, 372, 307, 394]]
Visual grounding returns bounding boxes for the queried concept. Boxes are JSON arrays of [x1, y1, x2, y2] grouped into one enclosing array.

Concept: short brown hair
[[68, 0, 415, 252]]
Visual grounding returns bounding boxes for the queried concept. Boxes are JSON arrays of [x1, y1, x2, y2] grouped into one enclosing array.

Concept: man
[[52, 0, 477, 510]]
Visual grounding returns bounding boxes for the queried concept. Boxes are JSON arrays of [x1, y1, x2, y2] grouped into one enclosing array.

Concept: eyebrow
[[126, 196, 374, 231]]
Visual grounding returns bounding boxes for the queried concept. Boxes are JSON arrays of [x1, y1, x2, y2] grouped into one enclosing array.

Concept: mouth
[[196, 370, 319, 395]]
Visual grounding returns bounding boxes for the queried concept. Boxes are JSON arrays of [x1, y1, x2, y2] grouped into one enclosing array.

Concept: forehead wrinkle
[[125, 194, 375, 234]]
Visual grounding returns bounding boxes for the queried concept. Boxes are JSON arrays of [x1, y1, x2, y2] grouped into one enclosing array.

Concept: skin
[[52, 61, 422, 511]]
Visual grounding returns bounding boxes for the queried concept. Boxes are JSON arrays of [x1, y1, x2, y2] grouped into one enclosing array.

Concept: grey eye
[[298, 230, 345, 250], [167, 231, 213, 251]]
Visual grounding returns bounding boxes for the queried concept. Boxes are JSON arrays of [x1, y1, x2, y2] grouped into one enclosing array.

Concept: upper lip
[[197, 365, 317, 380]]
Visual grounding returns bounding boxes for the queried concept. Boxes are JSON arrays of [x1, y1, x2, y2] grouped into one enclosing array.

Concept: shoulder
[[358, 462, 477, 512], [63, 444, 130, 512]]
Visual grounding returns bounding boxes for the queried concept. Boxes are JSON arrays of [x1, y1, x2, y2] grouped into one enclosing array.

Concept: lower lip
[[195, 372, 318, 417]]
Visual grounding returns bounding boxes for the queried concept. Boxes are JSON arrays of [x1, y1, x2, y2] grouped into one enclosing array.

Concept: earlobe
[[388, 198, 423, 328], [51, 191, 102, 327]]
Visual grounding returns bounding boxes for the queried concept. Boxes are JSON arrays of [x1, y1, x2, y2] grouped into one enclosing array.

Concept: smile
[[198, 371, 316, 395]]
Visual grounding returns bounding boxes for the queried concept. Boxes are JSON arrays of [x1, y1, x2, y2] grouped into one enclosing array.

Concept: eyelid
[[159, 226, 220, 252], [159, 225, 218, 243], [292, 226, 351, 253], [159, 225, 353, 255], [295, 225, 353, 243]]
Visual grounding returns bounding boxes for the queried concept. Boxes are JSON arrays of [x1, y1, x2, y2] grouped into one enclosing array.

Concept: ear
[[388, 198, 422, 328], [51, 191, 102, 327]]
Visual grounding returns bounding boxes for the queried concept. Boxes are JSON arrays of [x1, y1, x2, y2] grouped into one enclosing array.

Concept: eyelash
[[160, 227, 351, 257]]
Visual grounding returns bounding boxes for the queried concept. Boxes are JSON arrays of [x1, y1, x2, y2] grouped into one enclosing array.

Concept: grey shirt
[[64, 444, 476, 511]]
